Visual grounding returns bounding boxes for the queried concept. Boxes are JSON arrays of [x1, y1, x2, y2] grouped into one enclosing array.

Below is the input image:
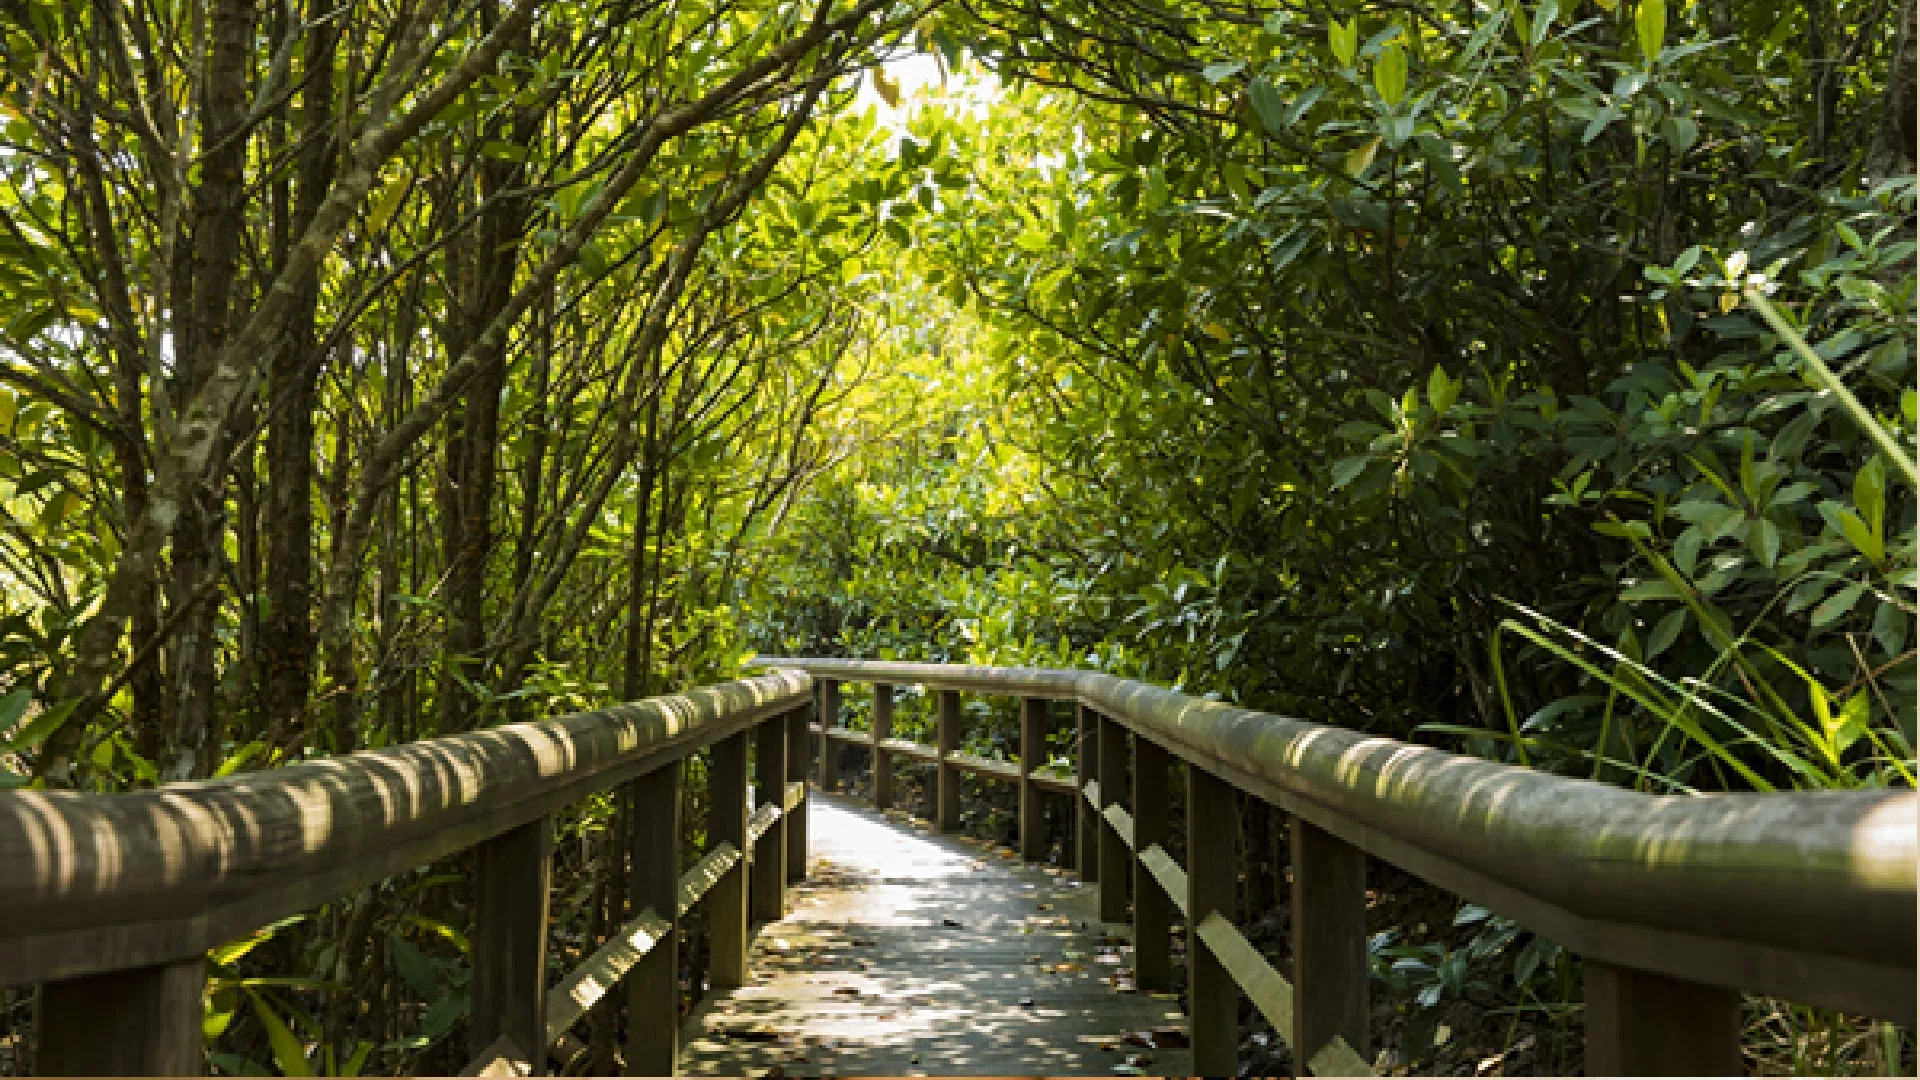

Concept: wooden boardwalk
[[681, 794, 1193, 1077]]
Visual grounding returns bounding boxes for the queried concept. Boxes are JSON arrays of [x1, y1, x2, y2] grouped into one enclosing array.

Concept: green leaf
[[1373, 43, 1408, 106], [1330, 456, 1372, 491], [1, 699, 75, 755], [1529, 0, 1559, 46], [1635, 0, 1666, 62], [1811, 580, 1868, 628], [1345, 137, 1381, 176], [1427, 366, 1457, 415], [1673, 526, 1704, 577], [246, 991, 314, 1077], [1854, 457, 1886, 543], [1646, 608, 1687, 659], [390, 933, 439, 999], [1872, 599, 1909, 658], [1202, 61, 1245, 84], [1329, 18, 1360, 66], [1749, 519, 1780, 568], [1248, 80, 1289, 133]]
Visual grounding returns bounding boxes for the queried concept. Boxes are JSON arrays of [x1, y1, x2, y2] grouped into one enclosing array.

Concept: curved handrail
[[0, 670, 811, 985], [755, 657, 1915, 1020]]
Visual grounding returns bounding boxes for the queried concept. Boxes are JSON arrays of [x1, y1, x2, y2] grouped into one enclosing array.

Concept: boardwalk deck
[[680, 794, 1193, 1077]]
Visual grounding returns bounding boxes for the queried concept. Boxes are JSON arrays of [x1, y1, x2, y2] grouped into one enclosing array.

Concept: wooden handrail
[[7, 671, 815, 1076], [760, 656, 1917, 1076]]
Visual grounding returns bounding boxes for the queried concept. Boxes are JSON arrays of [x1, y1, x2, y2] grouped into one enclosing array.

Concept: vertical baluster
[[1076, 704, 1099, 884], [626, 762, 681, 1075], [753, 715, 789, 923], [1131, 736, 1171, 993], [1018, 697, 1046, 861], [1583, 961, 1741, 1076], [936, 688, 961, 831], [1097, 713, 1129, 923], [38, 959, 205, 1075], [472, 816, 553, 1072], [1291, 817, 1368, 1073], [816, 679, 840, 793], [1188, 765, 1237, 1077], [786, 704, 808, 883], [709, 732, 750, 990], [871, 683, 894, 810]]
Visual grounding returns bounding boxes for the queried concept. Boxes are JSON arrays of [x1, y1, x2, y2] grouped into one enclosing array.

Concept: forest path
[[679, 794, 1192, 1077]]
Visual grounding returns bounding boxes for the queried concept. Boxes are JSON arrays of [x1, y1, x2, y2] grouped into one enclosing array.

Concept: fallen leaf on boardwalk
[[1036, 903, 1054, 910], [941, 917, 963, 928], [1125, 1053, 1154, 1068], [1026, 954, 1046, 963], [1062, 949, 1085, 960], [1147, 992, 1180, 1001], [721, 1027, 783, 1043], [832, 986, 860, 996], [970, 861, 987, 871], [997, 847, 1017, 857], [1052, 962, 1083, 973], [1018, 997, 1036, 1007], [850, 938, 877, 946]]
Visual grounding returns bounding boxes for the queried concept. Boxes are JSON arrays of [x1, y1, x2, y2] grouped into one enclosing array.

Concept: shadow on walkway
[[680, 794, 1193, 1077]]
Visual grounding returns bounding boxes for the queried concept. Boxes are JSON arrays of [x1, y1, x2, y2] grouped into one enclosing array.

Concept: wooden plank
[[471, 816, 551, 1067], [1096, 714, 1129, 922], [1188, 765, 1237, 1077], [1102, 803, 1135, 850], [786, 706, 808, 884], [1292, 816, 1368, 1074], [0, 672, 810, 986], [872, 683, 895, 810], [1583, 959, 1742, 1076], [753, 715, 788, 923], [1019, 698, 1047, 860], [1027, 768, 1078, 794], [37, 957, 204, 1075], [1196, 912, 1294, 1040], [625, 761, 680, 1076], [935, 689, 961, 831], [1308, 1036, 1377, 1077], [678, 843, 742, 917], [877, 737, 938, 762], [1137, 844, 1189, 917], [746, 802, 782, 849], [946, 751, 1021, 781], [817, 680, 841, 792], [1132, 737, 1172, 993], [709, 732, 750, 990], [459, 1034, 533, 1077], [1076, 704, 1099, 884], [544, 908, 670, 1045], [819, 726, 863, 742]]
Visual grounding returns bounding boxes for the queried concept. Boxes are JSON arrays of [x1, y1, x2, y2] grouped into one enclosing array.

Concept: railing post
[[38, 958, 205, 1075], [626, 762, 681, 1075], [816, 678, 840, 793], [753, 714, 788, 923], [871, 683, 894, 810], [1188, 764, 1237, 1077], [1076, 704, 1099, 883], [1018, 697, 1046, 861], [935, 688, 961, 831], [1097, 713, 1129, 923], [709, 732, 750, 990], [787, 704, 808, 883], [1291, 816, 1368, 1072], [1583, 961, 1742, 1075], [472, 815, 553, 1073], [1131, 735, 1171, 993]]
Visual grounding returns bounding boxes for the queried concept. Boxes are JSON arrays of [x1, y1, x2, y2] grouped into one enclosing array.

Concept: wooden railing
[[0, 672, 815, 1076], [760, 657, 1917, 1077]]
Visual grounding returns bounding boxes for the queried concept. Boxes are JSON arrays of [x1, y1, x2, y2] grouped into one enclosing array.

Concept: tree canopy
[[0, 0, 1912, 1070]]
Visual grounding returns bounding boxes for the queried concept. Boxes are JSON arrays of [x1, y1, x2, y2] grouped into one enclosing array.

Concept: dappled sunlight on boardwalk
[[681, 795, 1192, 1077]]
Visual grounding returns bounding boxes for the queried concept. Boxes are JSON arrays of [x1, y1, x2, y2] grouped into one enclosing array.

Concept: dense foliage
[[0, 0, 1912, 1071]]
